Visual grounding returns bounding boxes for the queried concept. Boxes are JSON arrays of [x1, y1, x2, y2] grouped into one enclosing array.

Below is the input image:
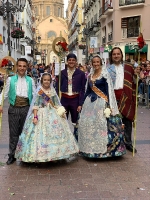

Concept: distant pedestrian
[[31, 65, 39, 85]]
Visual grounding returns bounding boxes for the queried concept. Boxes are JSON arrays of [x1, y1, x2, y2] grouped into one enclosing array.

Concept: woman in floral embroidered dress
[[15, 73, 79, 162], [78, 56, 126, 158]]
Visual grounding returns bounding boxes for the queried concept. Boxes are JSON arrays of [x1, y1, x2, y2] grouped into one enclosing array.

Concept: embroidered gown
[[15, 87, 79, 162], [78, 71, 126, 158]]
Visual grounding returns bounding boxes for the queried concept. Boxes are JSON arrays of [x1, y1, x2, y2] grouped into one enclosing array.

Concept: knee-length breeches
[[61, 96, 79, 124]]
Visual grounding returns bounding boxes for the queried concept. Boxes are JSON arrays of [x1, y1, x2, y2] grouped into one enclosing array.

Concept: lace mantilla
[[93, 66, 119, 116]]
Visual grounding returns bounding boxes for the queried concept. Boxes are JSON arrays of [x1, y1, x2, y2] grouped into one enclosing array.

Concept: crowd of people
[[125, 57, 150, 104], [0, 47, 141, 165], [137, 61, 150, 103]]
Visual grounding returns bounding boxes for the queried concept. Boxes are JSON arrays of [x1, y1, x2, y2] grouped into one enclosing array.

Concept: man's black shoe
[[126, 144, 137, 153], [6, 156, 16, 165]]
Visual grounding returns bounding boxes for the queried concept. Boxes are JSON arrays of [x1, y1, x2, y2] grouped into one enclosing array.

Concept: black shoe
[[126, 144, 137, 153], [6, 155, 16, 165]]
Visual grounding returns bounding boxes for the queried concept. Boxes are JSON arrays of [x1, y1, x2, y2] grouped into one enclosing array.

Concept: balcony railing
[[102, 36, 106, 44], [99, 7, 107, 19], [99, 7, 103, 17], [108, 32, 113, 42], [119, 0, 145, 6]]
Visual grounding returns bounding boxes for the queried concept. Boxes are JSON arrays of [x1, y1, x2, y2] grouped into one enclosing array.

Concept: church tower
[[33, 0, 64, 20], [32, 0, 68, 64]]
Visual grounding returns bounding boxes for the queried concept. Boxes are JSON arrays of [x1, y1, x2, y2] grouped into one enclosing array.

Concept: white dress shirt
[[114, 64, 124, 90], [0, 75, 35, 105]]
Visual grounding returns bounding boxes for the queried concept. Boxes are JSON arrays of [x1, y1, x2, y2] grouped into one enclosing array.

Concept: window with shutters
[[121, 16, 140, 38]]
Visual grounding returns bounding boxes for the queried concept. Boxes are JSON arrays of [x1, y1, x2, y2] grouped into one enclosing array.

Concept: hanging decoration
[[56, 41, 68, 52], [0, 56, 16, 73], [11, 28, 24, 39], [137, 32, 146, 49], [52, 36, 68, 97], [52, 36, 68, 61], [1, 59, 9, 67]]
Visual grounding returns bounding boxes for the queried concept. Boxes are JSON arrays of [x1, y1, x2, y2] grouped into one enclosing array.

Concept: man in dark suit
[[58, 53, 86, 126]]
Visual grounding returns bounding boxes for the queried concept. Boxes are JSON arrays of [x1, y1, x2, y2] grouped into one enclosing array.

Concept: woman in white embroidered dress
[[15, 73, 79, 162], [78, 56, 126, 158]]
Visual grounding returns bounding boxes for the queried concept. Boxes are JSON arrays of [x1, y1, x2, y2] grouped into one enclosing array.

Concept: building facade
[[67, 0, 86, 64], [0, 0, 34, 62], [20, 0, 36, 62], [84, 0, 101, 63], [68, 0, 149, 64], [100, 0, 149, 61], [33, 0, 68, 65]]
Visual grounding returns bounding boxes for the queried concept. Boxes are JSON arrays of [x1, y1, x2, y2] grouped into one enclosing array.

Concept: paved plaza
[[0, 101, 150, 200]]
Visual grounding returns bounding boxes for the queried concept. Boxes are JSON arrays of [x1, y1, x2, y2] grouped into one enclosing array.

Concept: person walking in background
[[78, 55, 126, 158], [15, 73, 79, 162], [31, 65, 39, 86], [107, 47, 137, 153], [38, 63, 44, 76], [0, 58, 35, 165], [27, 63, 33, 77]]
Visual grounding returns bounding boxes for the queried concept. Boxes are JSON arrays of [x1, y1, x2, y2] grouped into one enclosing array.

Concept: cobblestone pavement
[[0, 101, 150, 200]]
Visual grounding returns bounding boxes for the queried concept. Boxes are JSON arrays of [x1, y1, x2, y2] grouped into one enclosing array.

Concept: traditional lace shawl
[[90, 66, 119, 116]]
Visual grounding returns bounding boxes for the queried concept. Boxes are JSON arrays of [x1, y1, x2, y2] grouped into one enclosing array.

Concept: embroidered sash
[[38, 88, 66, 117], [90, 80, 108, 103], [38, 89, 55, 107], [14, 96, 29, 107]]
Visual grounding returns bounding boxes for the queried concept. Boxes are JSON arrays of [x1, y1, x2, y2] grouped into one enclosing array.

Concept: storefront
[[125, 44, 148, 62]]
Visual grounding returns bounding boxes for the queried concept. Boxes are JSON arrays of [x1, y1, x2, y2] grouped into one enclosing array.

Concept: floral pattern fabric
[[15, 89, 79, 162], [78, 74, 126, 158]]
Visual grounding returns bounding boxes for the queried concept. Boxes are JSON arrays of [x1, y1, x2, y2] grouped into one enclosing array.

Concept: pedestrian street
[[0, 101, 149, 200]]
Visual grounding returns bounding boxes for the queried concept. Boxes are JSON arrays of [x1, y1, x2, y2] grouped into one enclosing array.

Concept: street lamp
[[75, 22, 81, 33], [30, 39, 37, 63], [92, 22, 100, 33], [0, 0, 26, 56], [75, 22, 87, 59], [83, 27, 90, 63], [36, 35, 41, 51], [25, 36, 42, 63], [37, 36, 41, 43], [75, 21, 100, 63], [41, 50, 47, 65]]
